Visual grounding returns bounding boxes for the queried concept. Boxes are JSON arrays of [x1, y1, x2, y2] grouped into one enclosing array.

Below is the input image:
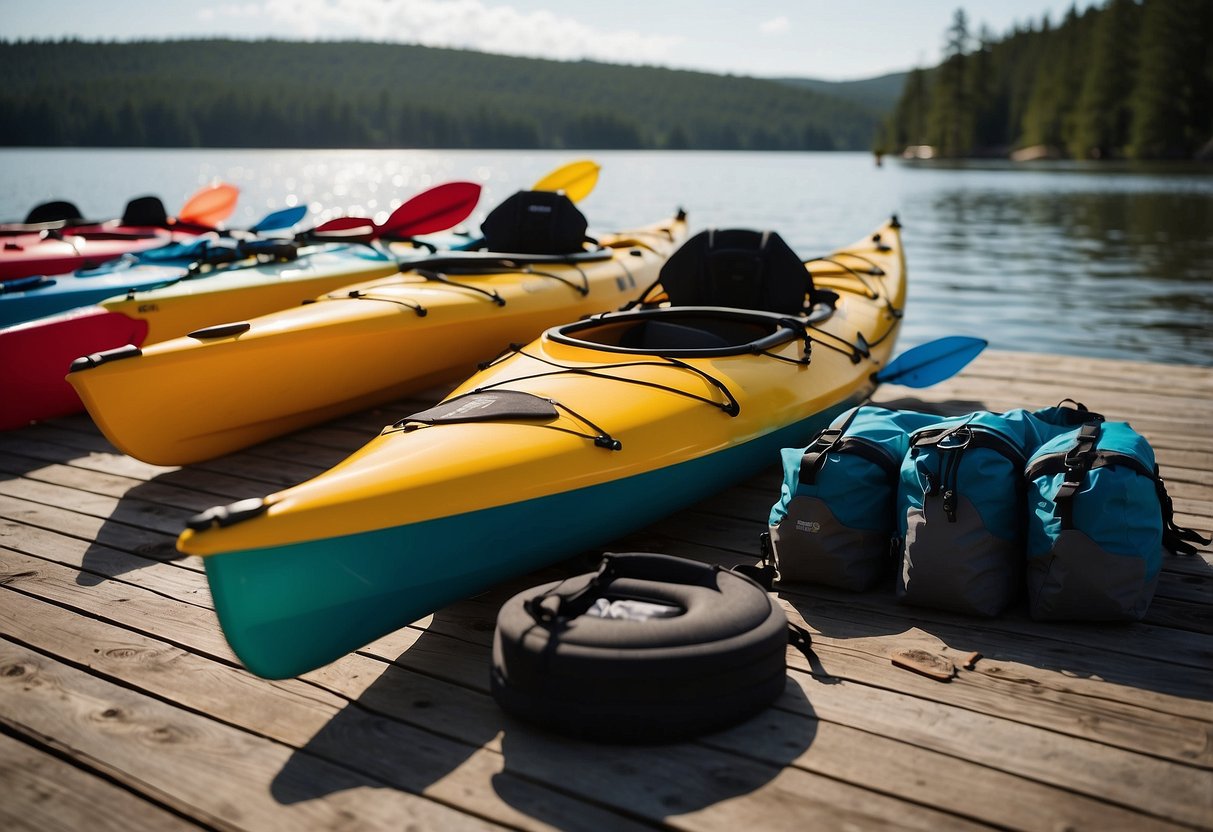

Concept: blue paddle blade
[[250, 205, 307, 233], [874, 336, 988, 388], [137, 239, 213, 262]]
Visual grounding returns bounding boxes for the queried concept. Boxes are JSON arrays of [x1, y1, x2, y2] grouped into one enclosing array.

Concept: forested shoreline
[[0, 40, 882, 151], [880, 0, 1213, 160], [6, 1, 1210, 159]]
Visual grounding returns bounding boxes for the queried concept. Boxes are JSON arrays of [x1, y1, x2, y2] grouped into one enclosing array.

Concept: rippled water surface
[[3, 148, 1209, 365]]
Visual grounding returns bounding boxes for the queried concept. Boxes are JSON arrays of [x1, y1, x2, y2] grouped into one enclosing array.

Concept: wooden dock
[[1, 349, 1210, 831]]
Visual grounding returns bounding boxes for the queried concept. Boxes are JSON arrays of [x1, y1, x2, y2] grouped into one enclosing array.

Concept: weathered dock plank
[[0, 348, 1210, 831]]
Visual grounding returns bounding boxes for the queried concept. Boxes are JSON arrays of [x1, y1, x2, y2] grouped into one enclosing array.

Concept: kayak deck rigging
[[392, 306, 840, 451], [322, 248, 622, 311], [399, 389, 624, 451]]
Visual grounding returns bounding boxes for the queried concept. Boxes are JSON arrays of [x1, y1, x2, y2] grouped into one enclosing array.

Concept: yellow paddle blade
[[532, 160, 600, 203], [177, 183, 240, 227]]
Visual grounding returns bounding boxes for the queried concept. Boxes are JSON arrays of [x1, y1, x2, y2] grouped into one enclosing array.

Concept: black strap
[[733, 537, 821, 668], [1054, 422, 1101, 528], [1155, 472, 1211, 556], [798, 407, 864, 486], [798, 428, 844, 486], [1054, 398, 1105, 423], [732, 532, 778, 590], [912, 422, 1028, 468], [1046, 423, 1208, 553], [524, 556, 619, 628]]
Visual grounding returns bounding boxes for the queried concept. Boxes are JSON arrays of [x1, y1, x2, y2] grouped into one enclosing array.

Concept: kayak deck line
[[0, 347, 1208, 830], [67, 213, 689, 467]]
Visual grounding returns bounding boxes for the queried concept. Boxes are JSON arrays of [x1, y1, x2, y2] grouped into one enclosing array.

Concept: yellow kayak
[[99, 243, 406, 345], [176, 217, 906, 678], [68, 214, 688, 465], [98, 179, 485, 345]]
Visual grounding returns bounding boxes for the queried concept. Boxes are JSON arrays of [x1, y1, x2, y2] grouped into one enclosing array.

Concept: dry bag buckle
[[1058, 423, 1100, 502]]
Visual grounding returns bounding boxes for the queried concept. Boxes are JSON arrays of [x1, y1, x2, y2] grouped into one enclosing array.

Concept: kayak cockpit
[[547, 305, 829, 358]]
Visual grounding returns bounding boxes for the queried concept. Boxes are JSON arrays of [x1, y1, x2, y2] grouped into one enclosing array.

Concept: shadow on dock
[[268, 601, 820, 826]]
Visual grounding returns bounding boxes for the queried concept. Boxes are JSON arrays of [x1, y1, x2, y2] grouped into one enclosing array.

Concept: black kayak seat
[[24, 200, 86, 225], [480, 190, 588, 255], [657, 228, 811, 314], [121, 195, 170, 228]]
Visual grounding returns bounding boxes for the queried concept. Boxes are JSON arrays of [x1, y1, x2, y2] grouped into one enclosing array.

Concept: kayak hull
[[0, 227, 177, 281], [69, 217, 687, 464], [0, 262, 188, 329], [98, 243, 404, 345], [1, 245, 409, 429], [180, 217, 906, 679], [205, 405, 854, 679], [0, 307, 148, 430]]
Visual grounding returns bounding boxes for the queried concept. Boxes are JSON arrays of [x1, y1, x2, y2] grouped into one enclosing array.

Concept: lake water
[[3, 148, 1210, 366]]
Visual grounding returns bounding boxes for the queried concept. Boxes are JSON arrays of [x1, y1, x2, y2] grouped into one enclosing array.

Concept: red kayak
[[0, 306, 147, 430], [0, 227, 184, 280], [1, 185, 241, 279], [0, 180, 483, 430]]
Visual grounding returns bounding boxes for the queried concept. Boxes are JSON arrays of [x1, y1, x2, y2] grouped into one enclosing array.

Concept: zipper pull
[[936, 489, 955, 521]]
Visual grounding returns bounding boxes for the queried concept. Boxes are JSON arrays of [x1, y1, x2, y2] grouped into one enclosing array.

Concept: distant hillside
[[775, 73, 907, 117], [0, 39, 886, 151]]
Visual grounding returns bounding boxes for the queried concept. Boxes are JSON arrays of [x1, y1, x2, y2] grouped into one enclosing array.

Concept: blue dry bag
[[897, 409, 1042, 616], [769, 406, 938, 590], [1024, 418, 1206, 620]]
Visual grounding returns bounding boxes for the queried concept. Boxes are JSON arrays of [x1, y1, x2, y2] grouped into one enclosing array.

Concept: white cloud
[[199, 0, 683, 64], [759, 15, 789, 35]]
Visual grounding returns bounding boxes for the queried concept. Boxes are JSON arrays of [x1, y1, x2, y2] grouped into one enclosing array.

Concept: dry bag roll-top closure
[[769, 402, 1206, 621]]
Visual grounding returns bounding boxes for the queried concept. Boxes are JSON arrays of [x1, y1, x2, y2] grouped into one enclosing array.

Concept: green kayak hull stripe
[[205, 398, 860, 678]]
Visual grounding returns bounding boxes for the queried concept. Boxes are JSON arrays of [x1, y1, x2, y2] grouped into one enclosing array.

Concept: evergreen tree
[[881, 67, 932, 150], [1130, 0, 1213, 159], [664, 124, 690, 150], [879, 0, 1211, 160], [967, 26, 1000, 153], [926, 9, 973, 156], [1071, 0, 1140, 158], [0, 39, 884, 151]]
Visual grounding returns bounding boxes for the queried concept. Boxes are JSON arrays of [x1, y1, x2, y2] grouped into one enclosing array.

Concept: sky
[[0, 0, 1099, 81]]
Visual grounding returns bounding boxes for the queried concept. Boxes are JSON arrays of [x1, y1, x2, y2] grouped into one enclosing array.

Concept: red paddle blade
[[177, 183, 240, 227], [376, 181, 481, 238], [312, 216, 377, 239]]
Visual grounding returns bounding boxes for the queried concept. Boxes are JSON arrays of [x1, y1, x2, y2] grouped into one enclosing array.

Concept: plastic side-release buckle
[[1057, 422, 1101, 502]]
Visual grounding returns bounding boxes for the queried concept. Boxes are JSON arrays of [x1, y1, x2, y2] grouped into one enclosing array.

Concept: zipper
[[912, 424, 1026, 524]]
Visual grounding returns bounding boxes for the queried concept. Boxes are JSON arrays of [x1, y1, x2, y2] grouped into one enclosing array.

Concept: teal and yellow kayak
[[178, 217, 906, 679]]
